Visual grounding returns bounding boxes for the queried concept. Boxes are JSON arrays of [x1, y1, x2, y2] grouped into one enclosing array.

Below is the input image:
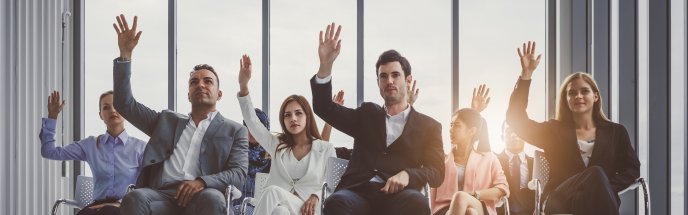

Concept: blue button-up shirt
[[39, 118, 146, 201]]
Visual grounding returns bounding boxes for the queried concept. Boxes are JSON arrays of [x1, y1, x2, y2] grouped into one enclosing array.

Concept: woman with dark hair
[[507, 41, 640, 214], [237, 55, 336, 215], [431, 86, 509, 215], [40, 90, 146, 215]]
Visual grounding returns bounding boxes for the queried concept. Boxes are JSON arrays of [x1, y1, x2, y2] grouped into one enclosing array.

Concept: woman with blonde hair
[[237, 55, 336, 215], [506, 41, 640, 214]]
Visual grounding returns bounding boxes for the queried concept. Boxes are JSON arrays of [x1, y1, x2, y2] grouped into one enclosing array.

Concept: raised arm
[[112, 14, 160, 136], [311, 23, 359, 137], [506, 41, 553, 149], [321, 90, 344, 141], [407, 79, 419, 106], [237, 55, 279, 154], [471, 84, 491, 112], [39, 91, 87, 161]]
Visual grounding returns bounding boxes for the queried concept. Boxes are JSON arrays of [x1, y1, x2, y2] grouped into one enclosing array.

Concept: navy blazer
[[506, 78, 640, 198], [310, 76, 445, 191]]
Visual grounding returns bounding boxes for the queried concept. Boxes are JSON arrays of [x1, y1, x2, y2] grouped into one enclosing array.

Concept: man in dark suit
[[112, 15, 248, 215], [497, 122, 535, 215], [311, 23, 444, 215]]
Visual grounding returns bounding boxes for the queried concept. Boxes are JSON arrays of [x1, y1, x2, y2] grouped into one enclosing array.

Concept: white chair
[[51, 175, 94, 215], [321, 157, 349, 213], [240, 172, 270, 215]]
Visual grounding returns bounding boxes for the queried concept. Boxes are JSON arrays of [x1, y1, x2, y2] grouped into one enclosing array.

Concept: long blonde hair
[[555, 72, 610, 123]]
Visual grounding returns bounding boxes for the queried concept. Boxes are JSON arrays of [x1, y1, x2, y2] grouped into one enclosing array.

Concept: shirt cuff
[[314, 75, 332, 84], [114, 57, 130, 63], [42, 117, 57, 128]]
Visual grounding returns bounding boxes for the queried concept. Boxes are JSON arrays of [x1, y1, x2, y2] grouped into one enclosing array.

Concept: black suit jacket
[[310, 76, 445, 191], [497, 151, 535, 215], [506, 78, 640, 198]]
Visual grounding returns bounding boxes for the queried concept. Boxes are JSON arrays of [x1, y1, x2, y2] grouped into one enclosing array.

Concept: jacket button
[[150, 159, 156, 163]]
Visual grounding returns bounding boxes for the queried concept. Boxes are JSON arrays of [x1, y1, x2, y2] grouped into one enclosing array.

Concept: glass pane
[[177, 0, 262, 122], [270, 0, 357, 148], [364, 0, 452, 151], [459, 0, 548, 154], [85, 0, 168, 176]]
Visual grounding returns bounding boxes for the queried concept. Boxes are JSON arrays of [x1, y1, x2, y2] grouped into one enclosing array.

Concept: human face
[[99, 94, 124, 127], [449, 115, 476, 148], [565, 78, 598, 115], [188, 69, 222, 107], [502, 125, 525, 154], [377, 62, 411, 105], [283, 101, 308, 135]]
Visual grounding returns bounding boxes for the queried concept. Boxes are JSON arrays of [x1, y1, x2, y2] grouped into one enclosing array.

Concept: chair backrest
[[532, 150, 550, 190], [253, 172, 270, 201], [75, 175, 95, 208], [325, 157, 349, 193]]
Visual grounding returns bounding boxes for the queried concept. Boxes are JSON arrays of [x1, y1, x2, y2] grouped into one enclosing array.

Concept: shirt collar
[[103, 130, 129, 145], [505, 150, 525, 162], [383, 104, 411, 119], [188, 111, 218, 123]]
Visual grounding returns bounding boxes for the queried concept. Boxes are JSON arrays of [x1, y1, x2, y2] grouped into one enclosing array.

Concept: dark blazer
[[506, 78, 640, 198], [497, 151, 534, 215], [114, 59, 249, 191], [310, 76, 445, 191]]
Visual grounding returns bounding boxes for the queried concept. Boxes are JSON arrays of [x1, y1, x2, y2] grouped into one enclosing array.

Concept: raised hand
[[332, 90, 345, 106], [471, 84, 491, 112], [47, 90, 66, 119], [113, 14, 142, 59], [238, 54, 252, 97], [517, 41, 542, 80], [407, 79, 419, 106], [321, 90, 345, 141], [317, 22, 342, 78]]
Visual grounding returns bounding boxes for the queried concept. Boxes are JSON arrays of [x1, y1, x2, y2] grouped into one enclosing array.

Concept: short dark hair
[[190, 64, 220, 87], [375, 50, 411, 77]]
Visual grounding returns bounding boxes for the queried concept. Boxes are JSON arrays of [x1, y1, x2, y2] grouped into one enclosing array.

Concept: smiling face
[[99, 94, 124, 127], [188, 69, 222, 108], [565, 77, 599, 116]]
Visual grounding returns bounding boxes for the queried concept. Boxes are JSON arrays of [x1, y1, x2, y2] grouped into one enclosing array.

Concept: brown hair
[[375, 50, 412, 77], [452, 108, 491, 153], [555, 72, 610, 124], [98, 90, 114, 111], [276, 95, 322, 151]]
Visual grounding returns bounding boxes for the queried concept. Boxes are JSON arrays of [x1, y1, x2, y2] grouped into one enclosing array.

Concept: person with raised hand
[[431, 85, 509, 215], [40, 90, 146, 215], [311, 22, 444, 215], [237, 54, 336, 215], [506, 41, 640, 214], [112, 14, 249, 215]]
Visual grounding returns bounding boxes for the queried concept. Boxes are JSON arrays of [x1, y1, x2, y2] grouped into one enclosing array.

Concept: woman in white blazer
[[237, 55, 336, 215]]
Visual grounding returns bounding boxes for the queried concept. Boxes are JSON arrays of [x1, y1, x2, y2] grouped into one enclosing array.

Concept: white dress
[[239, 94, 336, 215]]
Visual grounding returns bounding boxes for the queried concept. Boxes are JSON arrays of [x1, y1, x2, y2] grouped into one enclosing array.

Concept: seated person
[[496, 122, 534, 215], [313, 23, 444, 215], [507, 41, 640, 214], [40, 90, 146, 215], [237, 55, 336, 215], [431, 86, 509, 215]]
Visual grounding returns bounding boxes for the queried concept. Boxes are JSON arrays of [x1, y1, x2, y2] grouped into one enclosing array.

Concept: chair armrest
[[321, 182, 328, 213], [241, 197, 255, 215], [225, 185, 242, 201], [127, 184, 136, 193], [51, 199, 80, 215], [501, 196, 510, 215]]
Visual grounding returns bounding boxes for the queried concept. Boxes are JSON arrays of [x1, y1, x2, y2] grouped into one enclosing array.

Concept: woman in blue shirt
[[40, 90, 146, 215]]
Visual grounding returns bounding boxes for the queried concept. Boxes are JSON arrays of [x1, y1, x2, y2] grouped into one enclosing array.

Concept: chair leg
[[640, 178, 650, 215], [51, 199, 66, 215]]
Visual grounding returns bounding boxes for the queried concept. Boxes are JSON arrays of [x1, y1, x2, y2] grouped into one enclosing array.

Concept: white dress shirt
[[577, 139, 595, 167], [162, 111, 217, 185], [505, 151, 529, 189], [315, 75, 411, 183]]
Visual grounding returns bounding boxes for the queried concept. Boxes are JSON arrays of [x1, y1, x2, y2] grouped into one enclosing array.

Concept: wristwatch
[[472, 191, 480, 200]]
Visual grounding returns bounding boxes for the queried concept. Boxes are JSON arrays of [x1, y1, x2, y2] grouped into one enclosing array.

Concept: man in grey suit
[[113, 15, 248, 215]]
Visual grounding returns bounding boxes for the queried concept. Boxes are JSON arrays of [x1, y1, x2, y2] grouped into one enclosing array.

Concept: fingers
[[335, 40, 342, 52], [134, 31, 143, 41], [531, 41, 537, 54], [517, 47, 523, 57], [472, 87, 477, 98], [131, 16, 138, 32], [522, 43, 526, 55], [113, 23, 121, 34], [116, 16, 124, 33], [121, 14, 130, 31], [334, 25, 342, 41], [536, 54, 542, 63], [319, 31, 323, 44], [380, 181, 390, 193], [328, 22, 334, 39]]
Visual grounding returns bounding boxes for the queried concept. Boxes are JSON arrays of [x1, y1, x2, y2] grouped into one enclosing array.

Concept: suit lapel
[[376, 106, 388, 151], [558, 122, 586, 169], [388, 107, 416, 148], [173, 116, 189, 147], [589, 121, 612, 166], [199, 112, 225, 174]]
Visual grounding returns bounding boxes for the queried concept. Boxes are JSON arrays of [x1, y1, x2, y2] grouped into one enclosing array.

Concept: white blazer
[[238, 94, 336, 201]]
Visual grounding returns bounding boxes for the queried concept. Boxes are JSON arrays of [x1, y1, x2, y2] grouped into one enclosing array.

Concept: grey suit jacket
[[113, 59, 248, 191]]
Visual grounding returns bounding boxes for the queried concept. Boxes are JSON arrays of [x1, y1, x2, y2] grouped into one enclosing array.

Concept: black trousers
[[77, 199, 121, 215], [323, 182, 430, 215], [545, 166, 620, 215]]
